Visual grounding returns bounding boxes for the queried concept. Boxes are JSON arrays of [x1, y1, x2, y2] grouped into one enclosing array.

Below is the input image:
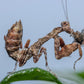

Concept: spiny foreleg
[[53, 36, 82, 69], [53, 36, 65, 59]]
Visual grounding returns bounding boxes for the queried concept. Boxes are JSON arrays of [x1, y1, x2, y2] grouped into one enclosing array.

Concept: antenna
[[61, 0, 69, 22], [61, 0, 73, 38]]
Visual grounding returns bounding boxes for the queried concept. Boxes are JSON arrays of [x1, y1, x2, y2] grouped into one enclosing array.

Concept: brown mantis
[[4, 20, 84, 74]]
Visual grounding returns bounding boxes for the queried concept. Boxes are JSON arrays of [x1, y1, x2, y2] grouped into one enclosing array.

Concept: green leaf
[[0, 68, 62, 84], [53, 70, 84, 84], [77, 71, 84, 79]]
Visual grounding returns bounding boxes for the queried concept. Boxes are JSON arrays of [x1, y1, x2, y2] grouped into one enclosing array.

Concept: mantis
[[4, 20, 84, 74]]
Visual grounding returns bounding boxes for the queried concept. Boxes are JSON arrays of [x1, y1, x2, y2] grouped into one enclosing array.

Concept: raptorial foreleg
[[53, 36, 82, 69], [53, 36, 65, 59]]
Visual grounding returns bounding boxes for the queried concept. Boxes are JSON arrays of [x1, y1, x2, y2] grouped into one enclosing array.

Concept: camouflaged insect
[[4, 20, 84, 73]]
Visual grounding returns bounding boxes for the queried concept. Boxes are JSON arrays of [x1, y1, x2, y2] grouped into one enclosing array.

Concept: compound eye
[[63, 22, 66, 25], [61, 21, 69, 27], [63, 22, 67, 26]]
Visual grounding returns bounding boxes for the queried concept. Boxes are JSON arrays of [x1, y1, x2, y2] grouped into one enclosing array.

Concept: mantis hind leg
[[8, 61, 18, 74], [33, 47, 49, 69], [73, 44, 82, 70], [33, 47, 56, 77]]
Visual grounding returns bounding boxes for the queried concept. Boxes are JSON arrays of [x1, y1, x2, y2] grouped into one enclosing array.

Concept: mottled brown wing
[[4, 20, 23, 60]]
